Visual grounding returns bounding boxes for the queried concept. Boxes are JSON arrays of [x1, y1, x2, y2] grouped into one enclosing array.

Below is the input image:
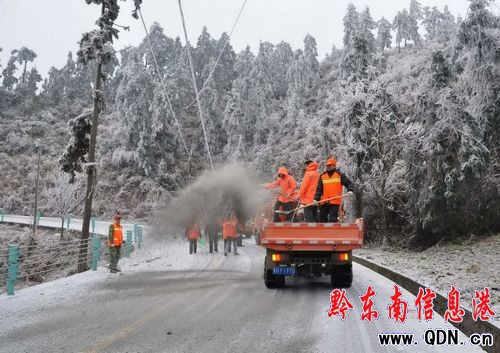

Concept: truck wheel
[[264, 257, 275, 288], [331, 264, 353, 288], [264, 270, 276, 288]]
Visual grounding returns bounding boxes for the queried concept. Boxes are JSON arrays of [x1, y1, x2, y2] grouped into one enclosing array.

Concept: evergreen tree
[[270, 41, 293, 99], [141, 22, 176, 77], [342, 6, 376, 78], [408, 0, 423, 45], [343, 4, 359, 48], [223, 46, 255, 154], [2, 55, 18, 91], [26, 68, 42, 96], [437, 6, 456, 42], [422, 6, 442, 40], [303, 34, 320, 87], [377, 17, 392, 52], [14, 47, 37, 86], [393, 9, 411, 50], [195, 26, 216, 85], [211, 32, 236, 92]]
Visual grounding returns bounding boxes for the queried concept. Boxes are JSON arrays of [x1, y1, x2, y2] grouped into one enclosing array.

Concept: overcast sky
[[1, 0, 499, 78]]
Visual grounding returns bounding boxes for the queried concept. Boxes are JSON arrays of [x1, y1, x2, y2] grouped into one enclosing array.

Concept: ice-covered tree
[[342, 6, 376, 78], [25, 68, 42, 97], [223, 46, 255, 154], [393, 9, 411, 50], [211, 32, 236, 92], [270, 41, 293, 99], [377, 17, 392, 52], [42, 171, 83, 238], [2, 55, 18, 91], [343, 4, 359, 48], [141, 22, 176, 76], [408, 0, 422, 45], [68, 0, 142, 272], [422, 6, 442, 41], [13, 47, 37, 86], [195, 26, 216, 84], [303, 34, 320, 88]]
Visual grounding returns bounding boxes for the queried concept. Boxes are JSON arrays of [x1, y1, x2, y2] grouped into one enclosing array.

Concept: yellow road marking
[[81, 302, 170, 353]]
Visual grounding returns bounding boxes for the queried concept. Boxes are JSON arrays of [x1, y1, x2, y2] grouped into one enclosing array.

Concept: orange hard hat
[[326, 158, 337, 166]]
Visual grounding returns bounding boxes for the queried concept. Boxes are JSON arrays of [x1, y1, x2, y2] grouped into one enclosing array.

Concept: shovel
[[274, 194, 352, 215]]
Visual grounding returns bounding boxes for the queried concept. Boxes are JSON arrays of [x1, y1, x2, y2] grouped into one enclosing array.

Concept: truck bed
[[259, 218, 364, 252]]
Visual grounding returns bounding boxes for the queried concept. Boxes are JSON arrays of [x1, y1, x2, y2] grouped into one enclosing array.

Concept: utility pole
[[32, 144, 41, 237], [78, 2, 104, 273]]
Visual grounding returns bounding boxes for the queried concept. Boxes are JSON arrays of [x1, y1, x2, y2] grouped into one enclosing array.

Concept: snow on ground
[[0, 230, 254, 332], [355, 234, 500, 326]]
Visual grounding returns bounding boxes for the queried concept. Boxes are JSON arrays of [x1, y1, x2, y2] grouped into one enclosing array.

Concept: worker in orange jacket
[[222, 215, 239, 256], [264, 166, 297, 222], [186, 223, 201, 254], [298, 160, 320, 222], [313, 158, 354, 222], [108, 213, 123, 273]]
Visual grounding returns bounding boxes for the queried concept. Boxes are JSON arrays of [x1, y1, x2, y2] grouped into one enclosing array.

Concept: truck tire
[[264, 270, 276, 288], [331, 264, 353, 288], [264, 258, 285, 288]]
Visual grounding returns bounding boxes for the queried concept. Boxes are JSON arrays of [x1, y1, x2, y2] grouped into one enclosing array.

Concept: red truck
[[256, 218, 364, 288]]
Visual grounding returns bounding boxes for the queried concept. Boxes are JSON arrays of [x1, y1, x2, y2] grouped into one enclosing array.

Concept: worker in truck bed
[[297, 160, 320, 222], [264, 166, 297, 222], [313, 158, 354, 222]]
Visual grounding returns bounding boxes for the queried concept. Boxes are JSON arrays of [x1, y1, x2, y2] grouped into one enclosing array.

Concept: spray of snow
[[150, 163, 271, 240]]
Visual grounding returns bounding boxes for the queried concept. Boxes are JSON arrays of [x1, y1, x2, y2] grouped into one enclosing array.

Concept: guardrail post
[[35, 210, 41, 224], [0, 208, 5, 222], [125, 230, 133, 257], [133, 224, 138, 244], [91, 234, 101, 271], [66, 214, 71, 229], [7, 244, 19, 295], [137, 226, 143, 249]]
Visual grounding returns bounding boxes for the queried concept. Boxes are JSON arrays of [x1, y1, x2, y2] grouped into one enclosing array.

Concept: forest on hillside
[[0, 0, 499, 247]]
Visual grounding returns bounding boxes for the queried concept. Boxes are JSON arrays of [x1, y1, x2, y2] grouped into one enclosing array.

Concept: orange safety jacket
[[108, 222, 123, 247], [187, 224, 201, 240], [320, 171, 343, 205], [222, 219, 238, 239], [298, 162, 320, 204], [264, 167, 297, 203]]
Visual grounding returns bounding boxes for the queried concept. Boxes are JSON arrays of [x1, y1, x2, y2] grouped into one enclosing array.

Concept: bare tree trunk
[[78, 3, 104, 273], [60, 216, 65, 240], [22, 60, 27, 85]]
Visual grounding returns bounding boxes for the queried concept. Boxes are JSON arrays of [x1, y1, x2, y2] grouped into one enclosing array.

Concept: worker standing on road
[[313, 158, 354, 223], [222, 215, 239, 256], [264, 166, 297, 222], [108, 212, 123, 273], [297, 160, 320, 222], [186, 223, 201, 254], [204, 218, 220, 254]]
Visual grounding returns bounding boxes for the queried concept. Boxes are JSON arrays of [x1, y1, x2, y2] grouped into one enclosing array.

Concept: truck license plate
[[273, 267, 296, 276]]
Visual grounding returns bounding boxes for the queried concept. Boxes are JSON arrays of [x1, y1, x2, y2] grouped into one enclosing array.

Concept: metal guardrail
[[0, 214, 144, 295], [353, 255, 500, 353]]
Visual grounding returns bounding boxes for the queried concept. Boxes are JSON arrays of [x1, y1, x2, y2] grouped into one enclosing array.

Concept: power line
[[185, 0, 249, 109], [177, 0, 215, 172], [138, 8, 190, 157]]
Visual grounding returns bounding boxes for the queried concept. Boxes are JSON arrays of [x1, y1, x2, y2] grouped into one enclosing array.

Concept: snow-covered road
[[0, 232, 485, 353]]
